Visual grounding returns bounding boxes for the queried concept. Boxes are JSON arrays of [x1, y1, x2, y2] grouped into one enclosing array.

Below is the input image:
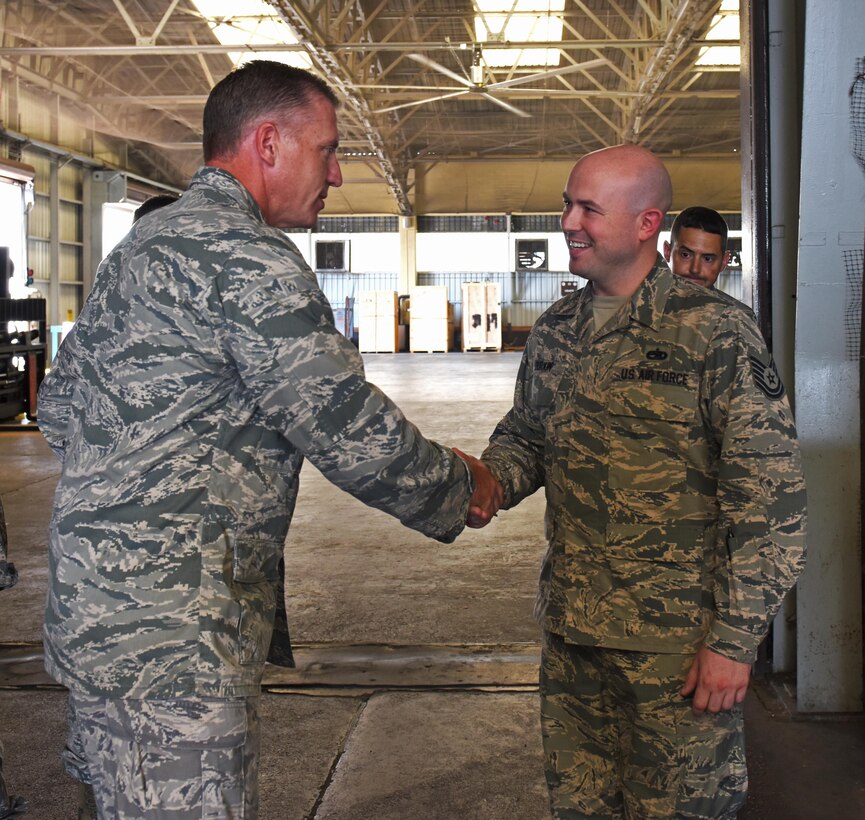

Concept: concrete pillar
[[767, 0, 804, 673], [398, 215, 416, 295], [81, 172, 98, 299], [48, 160, 61, 327], [795, 0, 864, 712]]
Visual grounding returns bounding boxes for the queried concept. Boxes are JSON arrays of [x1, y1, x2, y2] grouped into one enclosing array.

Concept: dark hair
[[133, 194, 179, 222], [670, 206, 728, 252], [203, 61, 339, 161]]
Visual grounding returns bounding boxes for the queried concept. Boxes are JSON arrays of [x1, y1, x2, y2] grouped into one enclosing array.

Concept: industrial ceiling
[[0, 0, 742, 215]]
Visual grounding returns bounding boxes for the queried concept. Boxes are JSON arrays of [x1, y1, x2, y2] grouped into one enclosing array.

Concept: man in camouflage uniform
[[663, 206, 732, 290], [480, 145, 806, 818], [38, 61, 500, 818]]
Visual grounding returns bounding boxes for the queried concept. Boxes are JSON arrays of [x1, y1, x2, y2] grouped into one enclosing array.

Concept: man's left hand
[[680, 646, 750, 714]]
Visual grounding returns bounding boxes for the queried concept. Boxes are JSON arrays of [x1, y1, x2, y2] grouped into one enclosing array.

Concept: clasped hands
[[453, 448, 504, 529]]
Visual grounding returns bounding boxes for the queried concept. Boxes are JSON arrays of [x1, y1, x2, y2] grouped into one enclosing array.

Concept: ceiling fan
[[376, 53, 606, 118]]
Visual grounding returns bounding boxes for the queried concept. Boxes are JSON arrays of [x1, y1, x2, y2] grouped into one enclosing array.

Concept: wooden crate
[[358, 290, 399, 353], [410, 285, 449, 319], [461, 282, 502, 351], [410, 316, 453, 353]]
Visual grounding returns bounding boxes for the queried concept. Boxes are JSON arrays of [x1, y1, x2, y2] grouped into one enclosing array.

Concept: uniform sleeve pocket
[[725, 528, 767, 622]]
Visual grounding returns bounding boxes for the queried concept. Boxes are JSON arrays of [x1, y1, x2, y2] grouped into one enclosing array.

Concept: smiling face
[[663, 226, 730, 288], [265, 93, 343, 229], [560, 158, 644, 292], [559, 146, 670, 297]]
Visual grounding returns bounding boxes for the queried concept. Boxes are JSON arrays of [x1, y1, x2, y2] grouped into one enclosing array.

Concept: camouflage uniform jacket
[[482, 258, 806, 663], [38, 167, 471, 699]]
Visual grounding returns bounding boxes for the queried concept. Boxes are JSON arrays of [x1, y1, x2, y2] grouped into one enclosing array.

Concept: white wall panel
[[417, 233, 509, 272], [795, 0, 864, 713]]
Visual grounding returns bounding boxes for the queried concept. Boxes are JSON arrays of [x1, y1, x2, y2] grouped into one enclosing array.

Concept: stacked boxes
[[461, 282, 502, 351], [357, 290, 399, 353], [409, 286, 453, 352]]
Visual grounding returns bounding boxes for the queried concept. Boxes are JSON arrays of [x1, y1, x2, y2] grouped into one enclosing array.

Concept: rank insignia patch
[[749, 353, 785, 399]]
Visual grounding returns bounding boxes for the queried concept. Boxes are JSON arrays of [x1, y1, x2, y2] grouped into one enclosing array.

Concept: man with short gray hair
[[38, 60, 501, 818]]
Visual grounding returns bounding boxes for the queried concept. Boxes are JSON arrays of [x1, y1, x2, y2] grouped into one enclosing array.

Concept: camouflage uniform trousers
[[63, 692, 260, 819], [540, 631, 747, 819]]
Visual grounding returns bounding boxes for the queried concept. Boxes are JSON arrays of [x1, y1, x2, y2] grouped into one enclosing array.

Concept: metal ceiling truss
[[0, 0, 740, 211], [269, 0, 415, 215]]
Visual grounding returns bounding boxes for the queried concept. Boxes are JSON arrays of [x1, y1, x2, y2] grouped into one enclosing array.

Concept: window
[[315, 240, 349, 271], [0, 176, 31, 298]]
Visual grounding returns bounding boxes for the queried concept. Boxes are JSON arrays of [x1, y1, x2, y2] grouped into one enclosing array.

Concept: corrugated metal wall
[[417, 270, 580, 327], [319, 268, 744, 327], [317, 272, 400, 310], [5, 77, 135, 328], [317, 269, 580, 328]]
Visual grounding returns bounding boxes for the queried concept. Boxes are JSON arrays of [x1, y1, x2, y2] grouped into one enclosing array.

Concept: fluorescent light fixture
[[696, 0, 740, 69], [474, 0, 564, 69], [190, 0, 311, 69]]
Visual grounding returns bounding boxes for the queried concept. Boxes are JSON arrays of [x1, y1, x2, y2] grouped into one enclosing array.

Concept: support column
[[49, 160, 61, 327], [398, 215, 417, 296], [767, 0, 804, 673], [795, 0, 864, 712]]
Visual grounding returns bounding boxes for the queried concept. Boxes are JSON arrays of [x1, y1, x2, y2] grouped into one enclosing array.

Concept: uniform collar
[[189, 166, 266, 224], [550, 254, 672, 324], [629, 254, 674, 331]]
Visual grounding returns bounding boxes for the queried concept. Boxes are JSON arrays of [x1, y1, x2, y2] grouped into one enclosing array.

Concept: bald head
[[577, 144, 673, 217], [561, 144, 672, 296]]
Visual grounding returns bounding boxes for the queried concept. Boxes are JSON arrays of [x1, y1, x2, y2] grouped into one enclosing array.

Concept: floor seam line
[[306, 692, 371, 820]]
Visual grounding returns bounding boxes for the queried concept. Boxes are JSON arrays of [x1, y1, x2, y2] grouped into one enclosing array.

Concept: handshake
[[453, 448, 504, 529]]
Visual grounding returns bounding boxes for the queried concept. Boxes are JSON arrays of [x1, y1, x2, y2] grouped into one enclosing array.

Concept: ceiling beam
[[87, 87, 738, 105], [0, 39, 738, 57], [270, 0, 413, 215], [622, 0, 723, 142]]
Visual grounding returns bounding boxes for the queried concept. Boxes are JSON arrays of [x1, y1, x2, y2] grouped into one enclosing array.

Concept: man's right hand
[[453, 448, 503, 528]]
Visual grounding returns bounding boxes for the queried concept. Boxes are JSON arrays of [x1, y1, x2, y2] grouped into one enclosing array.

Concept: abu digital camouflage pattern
[[38, 166, 472, 699], [65, 692, 259, 818], [540, 633, 746, 819], [482, 258, 806, 664]]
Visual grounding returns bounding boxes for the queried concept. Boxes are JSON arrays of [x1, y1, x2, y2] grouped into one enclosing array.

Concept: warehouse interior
[[0, 0, 864, 818]]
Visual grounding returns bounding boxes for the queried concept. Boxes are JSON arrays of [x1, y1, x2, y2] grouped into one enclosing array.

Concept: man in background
[[132, 193, 178, 223], [664, 205, 732, 289], [480, 145, 806, 818], [38, 60, 500, 818]]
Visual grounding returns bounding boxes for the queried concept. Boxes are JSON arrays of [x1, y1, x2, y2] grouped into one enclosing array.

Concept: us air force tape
[[748, 353, 785, 399]]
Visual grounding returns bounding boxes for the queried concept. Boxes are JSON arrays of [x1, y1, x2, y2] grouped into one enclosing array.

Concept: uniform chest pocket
[[607, 384, 694, 493]]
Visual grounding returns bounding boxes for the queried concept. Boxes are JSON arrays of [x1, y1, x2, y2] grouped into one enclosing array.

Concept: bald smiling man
[[479, 145, 807, 819]]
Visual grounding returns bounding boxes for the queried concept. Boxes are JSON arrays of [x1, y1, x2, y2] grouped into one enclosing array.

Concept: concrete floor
[[0, 351, 863, 819]]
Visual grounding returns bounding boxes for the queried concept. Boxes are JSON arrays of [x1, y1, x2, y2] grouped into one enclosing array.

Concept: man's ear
[[254, 121, 280, 167], [638, 208, 664, 241], [721, 250, 731, 272], [663, 240, 672, 262]]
